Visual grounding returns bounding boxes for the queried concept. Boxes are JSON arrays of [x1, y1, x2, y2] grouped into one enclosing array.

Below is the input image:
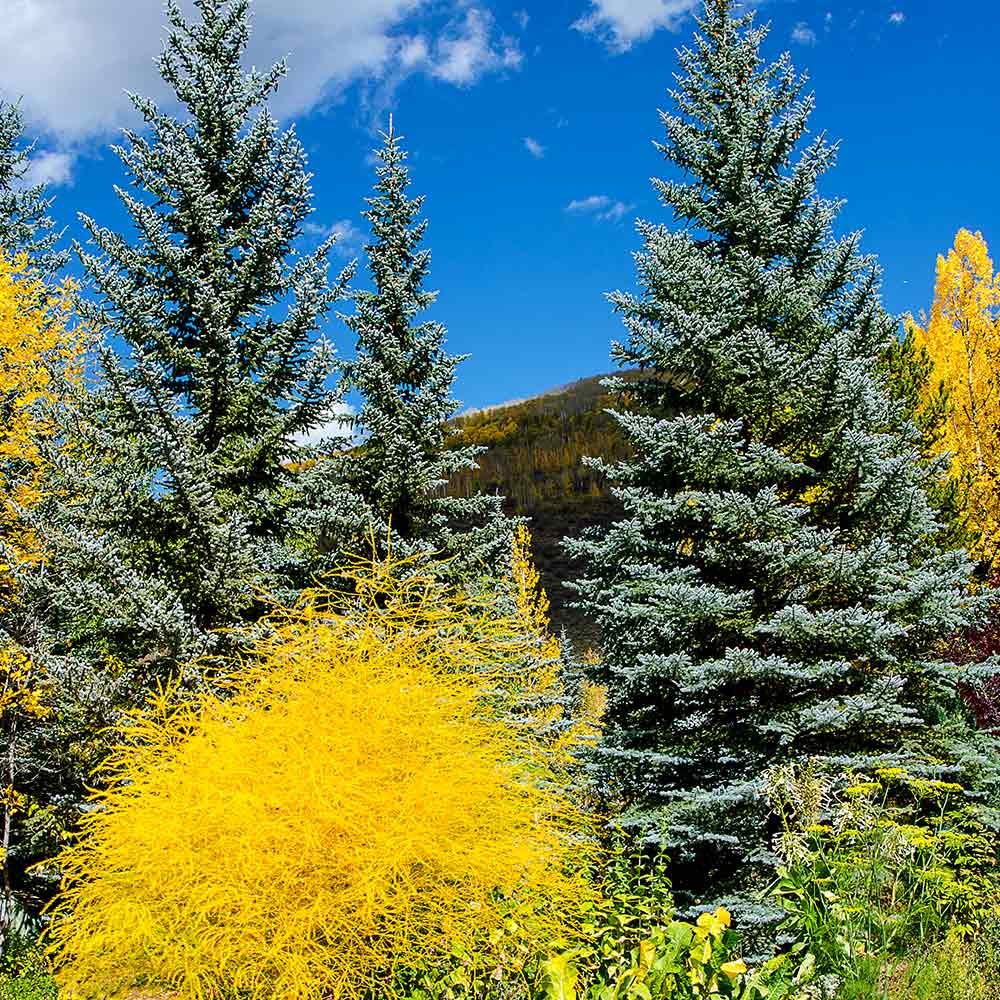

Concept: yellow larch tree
[[910, 229, 1000, 566], [508, 524, 603, 760], [0, 248, 84, 955]]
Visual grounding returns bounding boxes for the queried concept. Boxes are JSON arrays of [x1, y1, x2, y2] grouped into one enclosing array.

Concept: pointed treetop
[[0, 100, 68, 274]]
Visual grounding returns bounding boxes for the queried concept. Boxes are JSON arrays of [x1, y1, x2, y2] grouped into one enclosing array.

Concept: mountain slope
[[446, 372, 640, 645]]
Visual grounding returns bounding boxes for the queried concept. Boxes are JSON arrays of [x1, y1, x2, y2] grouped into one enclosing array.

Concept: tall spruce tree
[[38, 0, 352, 681], [340, 123, 512, 576], [0, 100, 67, 273], [567, 0, 998, 930]]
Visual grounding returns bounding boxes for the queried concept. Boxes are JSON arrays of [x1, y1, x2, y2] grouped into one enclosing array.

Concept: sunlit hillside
[[446, 371, 641, 643]]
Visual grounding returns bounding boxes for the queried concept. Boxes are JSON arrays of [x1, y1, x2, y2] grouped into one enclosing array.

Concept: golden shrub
[[46, 549, 594, 1000]]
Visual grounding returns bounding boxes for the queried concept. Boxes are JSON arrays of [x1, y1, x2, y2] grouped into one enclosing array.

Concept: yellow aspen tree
[[911, 229, 1000, 566], [0, 248, 83, 954]]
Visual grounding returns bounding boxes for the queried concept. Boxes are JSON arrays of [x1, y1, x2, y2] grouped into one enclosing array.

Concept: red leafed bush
[[942, 578, 1000, 732]]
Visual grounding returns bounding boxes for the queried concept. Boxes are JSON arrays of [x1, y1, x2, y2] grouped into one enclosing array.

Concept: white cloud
[[598, 200, 633, 223], [566, 195, 611, 213], [399, 35, 430, 69], [20, 149, 75, 188], [428, 8, 522, 86], [888, 11, 906, 24], [523, 136, 545, 158], [0, 1, 521, 142], [514, 9, 530, 30], [791, 22, 817, 45], [293, 401, 356, 449], [303, 218, 364, 257], [565, 194, 633, 223], [572, 0, 700, 52]]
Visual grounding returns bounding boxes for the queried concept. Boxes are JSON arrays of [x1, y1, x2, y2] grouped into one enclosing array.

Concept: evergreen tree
[[0, 100, 67, 273], [567, 0, 998, 932], [38, 0, 352, 681], [340, 123, 512, 576]]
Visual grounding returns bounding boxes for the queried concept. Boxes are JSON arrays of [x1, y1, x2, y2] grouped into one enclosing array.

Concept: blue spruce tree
[[340, 123, 512, 577], [0, 100, 67, 273], [567, 0, 999, 930], [37, 0, 352, 680]]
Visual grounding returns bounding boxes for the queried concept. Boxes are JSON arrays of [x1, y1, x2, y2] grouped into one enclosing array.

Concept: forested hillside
[[445, 371, 644, 642]]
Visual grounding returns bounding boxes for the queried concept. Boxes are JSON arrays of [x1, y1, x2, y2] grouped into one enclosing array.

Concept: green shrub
[[827, 924, 1000, 1000], [541, 905, 762, 1000], [0, 942, 56, 1000], [765, 763, 1000, 994]]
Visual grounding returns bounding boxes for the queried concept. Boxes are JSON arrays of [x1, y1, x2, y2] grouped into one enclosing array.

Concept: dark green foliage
[[447, 372, 636, 639], [566, 0, 999, 934], [0, 939, 56, 1000]]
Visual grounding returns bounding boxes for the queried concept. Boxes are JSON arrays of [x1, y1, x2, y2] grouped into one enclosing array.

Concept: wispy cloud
[[565, 194, 634, 223], [20, 149, 74, 188], [572, 0, 700, 52], [523, 136, 545, 159], [888, 11, 906, 24], [303, 218, 364, 258], [791, 22, 817, 45], [514, 9, 530, 30]]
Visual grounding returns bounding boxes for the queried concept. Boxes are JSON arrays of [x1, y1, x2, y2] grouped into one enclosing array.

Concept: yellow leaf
[[720, 959, 747, 979]]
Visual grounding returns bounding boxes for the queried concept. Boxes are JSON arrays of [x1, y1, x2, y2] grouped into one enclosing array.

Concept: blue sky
[[3, 0, 998, 411]]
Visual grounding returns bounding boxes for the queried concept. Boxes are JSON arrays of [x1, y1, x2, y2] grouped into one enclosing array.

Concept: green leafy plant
[[542, 906, 756, 1000], [766, 763, 1000, 994], [0, 939, 56, 1000]]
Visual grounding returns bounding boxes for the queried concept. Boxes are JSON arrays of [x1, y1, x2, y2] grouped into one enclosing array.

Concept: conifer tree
[[567, 0, 998, 930], [39, 0, 351, 680], [340, 123, 512, 576], [0, 101, 67, 273]]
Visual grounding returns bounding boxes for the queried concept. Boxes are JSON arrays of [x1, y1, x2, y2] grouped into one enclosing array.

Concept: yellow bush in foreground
[[46, 549, 593, 1000]]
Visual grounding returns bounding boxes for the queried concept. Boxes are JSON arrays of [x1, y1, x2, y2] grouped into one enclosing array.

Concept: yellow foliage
[[0, 248, 84, 599], [910, 229, 1000, 565], [46, 548, 595, 1000], [508, 525, 604, 762], [512, 523, 560, 664], [1, 248, 85, 903]]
